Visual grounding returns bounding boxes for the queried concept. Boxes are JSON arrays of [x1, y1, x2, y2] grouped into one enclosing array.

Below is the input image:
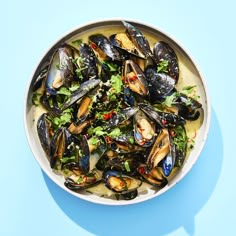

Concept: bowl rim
[[24, 18, 211, 206]]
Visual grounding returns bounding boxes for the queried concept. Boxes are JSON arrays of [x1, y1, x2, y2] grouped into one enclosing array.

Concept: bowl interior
[[24, 19, 210, 205]]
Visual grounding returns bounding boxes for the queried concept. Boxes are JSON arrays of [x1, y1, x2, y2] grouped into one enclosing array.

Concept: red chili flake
[[105, 136, 112, 144], [129, 75, 137, 82], [138, 166, 146, 174], [103, 111, 116, 120], [170, 129, 176, 137], [161, 119, 167, 126], [91, 43, 98, 50], [120, 180, 125, 187], [103, 113, 111, 120]]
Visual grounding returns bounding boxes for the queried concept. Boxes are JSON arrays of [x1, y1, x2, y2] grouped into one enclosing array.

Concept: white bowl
[[24, 19, 211, 205]]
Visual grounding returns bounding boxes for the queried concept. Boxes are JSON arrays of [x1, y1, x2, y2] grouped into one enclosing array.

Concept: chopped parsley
[[124, 160, 131, 172], [157, 59, 169, 73], [32, 92, 42, 106], [172, 126, 188, 152], [50, 108, 73, 129], [88, 136, 100, 145], [61, 156, 76, 164], [71, 39, 83, 47]]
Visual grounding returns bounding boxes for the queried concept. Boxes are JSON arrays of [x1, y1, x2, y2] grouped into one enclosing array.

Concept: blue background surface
[[1, 0, 235, 235]]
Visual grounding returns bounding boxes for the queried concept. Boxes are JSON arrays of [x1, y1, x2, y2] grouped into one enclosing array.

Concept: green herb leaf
[[71, 39, 83, 47], [57, 87, 71, 96], [89, 136, 100, 145], [32, 92, 41, 106], [111, 75, 123, 94], [108, 128, 121, 138], [157, 59, 169, 73], [51, 109, 72, 128], [124, 160, 131, 172], [69, 83, 80, 92], [106, 62, 119, 72], [181, 85, 196, 95], [128, 137, 134, 144], [172, 126, 188, 152], [161, 92, 178, 107], [61, 156, 76, 164]]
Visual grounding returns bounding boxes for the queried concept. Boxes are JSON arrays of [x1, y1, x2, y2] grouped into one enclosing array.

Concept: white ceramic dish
[[24, 19, 210, 205]]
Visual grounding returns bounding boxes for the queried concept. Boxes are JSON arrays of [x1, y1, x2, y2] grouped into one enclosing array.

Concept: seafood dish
[[31, 21, 203, 201]]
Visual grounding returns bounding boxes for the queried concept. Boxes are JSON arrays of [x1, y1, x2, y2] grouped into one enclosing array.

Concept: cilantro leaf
[[124, 160, 131, 172], [110, 75, 123, 93], [71, 39, 83, 47], [57, 87, 71, 96], [108, 128, 121, 138], [157, 59, 169, 73]]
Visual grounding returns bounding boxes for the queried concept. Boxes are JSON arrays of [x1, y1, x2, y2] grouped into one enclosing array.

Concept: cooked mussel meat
[[139, 103, 186, 128], [110, 33, 145, 59], [122, 21, 153, 59], [123, 60, 149, 96], [133, 110, 155, 147], [89, 34, 123, 61], [103, 169, 142, 200], [64, 169, 102, 191], [147, 128, 170, 170]]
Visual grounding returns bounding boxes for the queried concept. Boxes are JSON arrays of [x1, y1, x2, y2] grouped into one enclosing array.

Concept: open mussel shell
[[49, 127, 69, 168], [61, 78, 101, 110], [122, 21, 153, 59], [161, 134, 176, 177], [153, 41, 179, 81], [105, 154, 145, 175], [123, 60, 149, 97], [89, 34, 123, 61], [147, 128, 170, 170], [109, 33, 145, 59], [139, 103, 186, 128], [103, 169, 142, 200], [106, 106, 138, 128], [64, 169, 102, 192], [133, 110, 156, 147], [137, 164, 167, 188]]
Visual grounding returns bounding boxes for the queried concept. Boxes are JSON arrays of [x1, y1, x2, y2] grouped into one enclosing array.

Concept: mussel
[[122, 21, 153, 59], [103, 169, 142, 200], [147, 128, 170, 170], [139, 103, 186, 128], [75, 43, 98, 81], [89, 34, 123, 61], [61, 79, 101, 110], [175, 93, 202, 121], [145, 66, 175, 101], [109, 33, 145, 59], [106, 107, 138, 128], [64, 169, 102, 191], [133, 110, 156, 147], [49, 127, 69, 168], [123, 60, 149, 97], [137, 164, 167, 188], [153, 41, 179, 81], [37, 113, 51, 156]]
